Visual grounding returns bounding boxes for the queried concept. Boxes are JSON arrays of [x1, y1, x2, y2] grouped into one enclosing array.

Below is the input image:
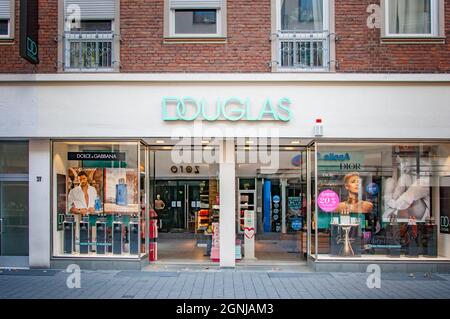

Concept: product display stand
[[129, 215, 139, 255], [79, 215, 90, 254], [210, 222, 220, 262], [63, 214, 75, 254], [149, 209, 158, 261], [96, 215, 107, 255], [112, 215, 124, 255], [238, 190, 256, 234]]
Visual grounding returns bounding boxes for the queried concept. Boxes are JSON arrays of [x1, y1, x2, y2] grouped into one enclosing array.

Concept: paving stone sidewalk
[[0, 268, 449, 299]]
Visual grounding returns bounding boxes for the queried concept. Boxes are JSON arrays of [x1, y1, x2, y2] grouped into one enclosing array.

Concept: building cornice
[[0, 73, 449, 83]]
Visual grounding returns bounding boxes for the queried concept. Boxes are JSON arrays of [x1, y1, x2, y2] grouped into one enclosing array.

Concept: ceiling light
[[156, 140, 165, 144]]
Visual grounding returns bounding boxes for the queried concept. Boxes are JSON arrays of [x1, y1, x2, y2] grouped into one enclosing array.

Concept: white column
[[281, 178, 287, 234], [219, 138, 235, 268], [29, 139, 51, 269]]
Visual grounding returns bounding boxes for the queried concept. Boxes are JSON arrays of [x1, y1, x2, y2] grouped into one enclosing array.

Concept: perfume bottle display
[[116, 178, 128, 206]]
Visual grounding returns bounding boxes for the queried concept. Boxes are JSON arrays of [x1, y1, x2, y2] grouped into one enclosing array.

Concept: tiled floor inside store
[[155, 234, 304, 264]]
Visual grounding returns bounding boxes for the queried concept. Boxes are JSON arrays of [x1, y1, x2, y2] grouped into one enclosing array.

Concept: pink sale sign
[[318, 190, 340, 212]]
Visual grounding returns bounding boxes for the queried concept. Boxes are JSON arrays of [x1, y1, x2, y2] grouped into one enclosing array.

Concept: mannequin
[[154, 194, 165, 211]]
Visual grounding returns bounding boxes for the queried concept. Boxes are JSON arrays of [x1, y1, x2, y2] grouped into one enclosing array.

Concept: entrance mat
[[0, 269, 60, 276], [114, 271, 179, 278], [268, 272, 333, 278]]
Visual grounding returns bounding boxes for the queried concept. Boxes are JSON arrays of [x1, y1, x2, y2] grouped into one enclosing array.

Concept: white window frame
[[384, 0, 439, 37], [64, 19, 115, 72], [0, 18, 10, 39], [169, 8, 222, 38], [275, 0, 331, 72], [0, 0, 14, 40]]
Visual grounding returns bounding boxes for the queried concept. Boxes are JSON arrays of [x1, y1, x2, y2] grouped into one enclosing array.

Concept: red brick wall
[[0, 0, 57, 73], [120, 0, 271, 72], [336, 0, 450, 73], [0, 0, 449, 74]]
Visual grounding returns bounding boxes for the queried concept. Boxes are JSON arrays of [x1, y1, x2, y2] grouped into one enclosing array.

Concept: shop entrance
[[236, 144, 309, 264], [153, 179, 218, 262], [155, 180, 210, 233]]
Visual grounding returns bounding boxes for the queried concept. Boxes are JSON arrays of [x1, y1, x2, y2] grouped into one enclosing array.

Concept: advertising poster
[[104, 168, 139, 214], [382, 158, 431, 223], [66, 168, 104, 213]]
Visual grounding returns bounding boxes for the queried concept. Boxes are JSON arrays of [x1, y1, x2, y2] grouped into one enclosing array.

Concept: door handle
[[0, 218, 3, 234]]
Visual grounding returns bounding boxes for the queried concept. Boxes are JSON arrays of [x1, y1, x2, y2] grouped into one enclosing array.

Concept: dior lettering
[[162, 97, 292, 122], [340, 163, 361, 170]]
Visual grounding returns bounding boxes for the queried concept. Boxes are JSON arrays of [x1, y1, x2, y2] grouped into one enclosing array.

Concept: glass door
[[0, 181, 29, 262]]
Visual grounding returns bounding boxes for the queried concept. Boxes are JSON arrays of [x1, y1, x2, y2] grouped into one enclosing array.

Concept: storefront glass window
[[52, 141, 144, 258], [315, 142, 450, 259]]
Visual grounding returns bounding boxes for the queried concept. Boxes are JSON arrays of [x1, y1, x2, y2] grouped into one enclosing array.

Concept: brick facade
[[120, 0, 271, 72], [0, 0, 57, 73], [0, 0, 448, 73], [336, 0, 450, 73]]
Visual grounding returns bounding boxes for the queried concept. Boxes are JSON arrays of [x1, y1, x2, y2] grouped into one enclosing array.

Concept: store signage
[[318, 190, 340, 212], [366, 183, 379, 196], [68, 152, 126, 161], [20, 0, 39, 64], [170, 165, 200, 174], [440, 184, 450, 234], [318, 152, 364, 172], [318, 152, 351, 161], [162, 97, 292, 122], [291, 154, 302, 167]]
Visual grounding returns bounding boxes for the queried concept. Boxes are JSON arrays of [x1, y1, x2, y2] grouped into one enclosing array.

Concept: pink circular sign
[[318, 190, 340, 212]]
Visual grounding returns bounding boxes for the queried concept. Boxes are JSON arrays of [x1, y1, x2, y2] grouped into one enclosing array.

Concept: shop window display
[[315, 143, 450, 259], [53, 141, 146, 258]]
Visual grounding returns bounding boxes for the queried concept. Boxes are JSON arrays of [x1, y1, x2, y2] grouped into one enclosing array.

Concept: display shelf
[[238, 190, 256, 233], [196, 209, 210, 232]]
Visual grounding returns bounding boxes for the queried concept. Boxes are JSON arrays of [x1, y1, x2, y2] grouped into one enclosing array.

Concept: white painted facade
[[0, 74, 449, 269]]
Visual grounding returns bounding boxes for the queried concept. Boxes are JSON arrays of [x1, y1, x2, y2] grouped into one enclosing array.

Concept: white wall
[[29, 139, 51, 268], [0, 82, 449, 139]]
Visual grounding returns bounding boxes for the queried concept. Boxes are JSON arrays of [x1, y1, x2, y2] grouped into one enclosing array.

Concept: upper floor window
[[166, 0, 226, 38], [281, 0, 324, 31], [0, 19, 9, 37], [275, 0, 330, 71], [63, 0, 117, 72], [385, 0, 439, 36], [0, 0, 12, 39]]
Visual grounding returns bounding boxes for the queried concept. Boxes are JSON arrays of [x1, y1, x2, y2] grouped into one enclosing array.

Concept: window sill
[[62, 69, 117, 73], [0, 38, 14, 45], [381, 36, 446, 44], [274, 68, 332, 73], [163, 36, 227, 44]]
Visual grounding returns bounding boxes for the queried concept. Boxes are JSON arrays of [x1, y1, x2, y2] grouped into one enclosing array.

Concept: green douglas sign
[[20, 0, 39, 64], [162, 97, 292, 122]]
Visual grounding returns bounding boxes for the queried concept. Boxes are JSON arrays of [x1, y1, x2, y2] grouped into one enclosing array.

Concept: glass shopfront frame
[[308, 141, 450, 261], [51, 140, 150, 259]]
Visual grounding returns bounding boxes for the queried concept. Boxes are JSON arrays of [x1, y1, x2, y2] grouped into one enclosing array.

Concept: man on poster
[[68, 171, 97, 215]]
